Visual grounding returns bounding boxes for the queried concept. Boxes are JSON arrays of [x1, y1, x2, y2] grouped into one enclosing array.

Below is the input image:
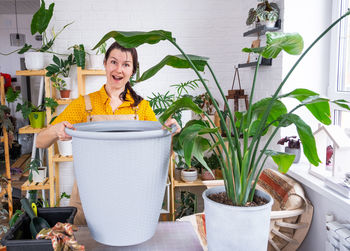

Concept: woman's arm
[[36, 121, 74, 148]]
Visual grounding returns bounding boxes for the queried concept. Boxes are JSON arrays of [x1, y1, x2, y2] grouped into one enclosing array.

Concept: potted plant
[[0, 0, 73, 70], [89, 42, 106, 69], [46, 54, 75, 99], [246, 0, 280, 28], [70, 44, 86, 69], [92, 9, 350, 249], [8, 87, 58, 128], [24, 158, 46, 183], [277, 136, 301, 163], [202, 154, 220, 180]]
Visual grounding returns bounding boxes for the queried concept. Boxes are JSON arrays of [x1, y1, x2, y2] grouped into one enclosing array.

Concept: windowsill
[[288, 162, 350, 210]]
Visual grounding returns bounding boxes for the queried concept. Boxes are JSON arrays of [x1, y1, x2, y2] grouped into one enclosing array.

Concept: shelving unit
[[0, 76, 13, 218], [15, 70, 57, 206], [238, 21, 281, 69]]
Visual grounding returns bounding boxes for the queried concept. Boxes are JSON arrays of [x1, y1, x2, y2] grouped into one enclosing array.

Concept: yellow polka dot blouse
[[52, 85, 157, 125]]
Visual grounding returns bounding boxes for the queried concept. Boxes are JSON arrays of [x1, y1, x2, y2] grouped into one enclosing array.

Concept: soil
[[208, 192, 268, 207]]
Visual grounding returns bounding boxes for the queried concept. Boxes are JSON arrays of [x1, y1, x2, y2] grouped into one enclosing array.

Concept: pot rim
[[203, 186, 273, 211], [66, 120, 171, 140]]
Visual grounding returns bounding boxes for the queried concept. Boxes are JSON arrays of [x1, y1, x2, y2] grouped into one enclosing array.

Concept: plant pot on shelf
[[264, 20, 276, 28], [203, 186, 273, 251], [57, 140, 72, 156], [28, 111, 45, 128], [285, 147, 301, 163], [66, 120, 172, 246], [89, 54, 105, 69], [201, 169, 216, 181], [60, 89, 71, 99], [181, 168, 198, 183], [24, 52, 45, 70], [32, 166, 47, 183]]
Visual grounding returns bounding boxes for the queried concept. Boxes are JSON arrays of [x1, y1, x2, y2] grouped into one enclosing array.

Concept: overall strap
[[84, 95, 93, 122]]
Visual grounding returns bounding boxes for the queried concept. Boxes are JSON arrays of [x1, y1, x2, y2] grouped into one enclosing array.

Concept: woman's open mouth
[[112, 75, 123, 81]]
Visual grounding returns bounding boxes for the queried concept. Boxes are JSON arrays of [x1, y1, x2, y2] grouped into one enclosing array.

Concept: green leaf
[[333, 99, 350, 110], [9, 210, 24, 227], [283, 88, 331, 125], [53, 55, 60, 66], [264, 150, 295, 173], [251, 98, 287, 125], [262, 32, 304, 59], [137, 55, 208, 82], [6, 87, 20, 103], [18, 44, 32, 54], [73, 44, 86, 69], [159, 97, 203, 124], [278, 114, 321, 166], [92, 30, 174, 50], [31, 0, 54, 35], [242, 47, 265, 54]]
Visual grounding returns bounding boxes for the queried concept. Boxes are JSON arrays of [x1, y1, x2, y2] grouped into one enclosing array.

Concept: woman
[[36, 42, 179, 224]]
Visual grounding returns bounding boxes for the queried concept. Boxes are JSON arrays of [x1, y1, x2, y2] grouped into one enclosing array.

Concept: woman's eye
[[124, 63, 130, 67], [111, 60, 117, 64]]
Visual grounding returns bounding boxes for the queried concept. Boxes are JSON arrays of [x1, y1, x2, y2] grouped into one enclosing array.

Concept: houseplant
[[277, 136, 301, 163], [246, 0, 280, 27], [46, 54, 75, 99], [0, 0, 73, 70], [89, 42, 106, 69], [92, 9, 350, 249]]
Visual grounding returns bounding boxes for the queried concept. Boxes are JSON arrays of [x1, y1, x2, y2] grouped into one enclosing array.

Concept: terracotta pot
[[60, 90, 71, 99]]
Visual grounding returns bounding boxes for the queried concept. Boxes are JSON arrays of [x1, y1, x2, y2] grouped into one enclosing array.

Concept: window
[[328, 0, 350, 132]]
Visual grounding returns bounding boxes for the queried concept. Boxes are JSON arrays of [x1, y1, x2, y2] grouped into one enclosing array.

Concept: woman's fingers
[[56, 121, 74, 141], [163, 118, 181, 134]]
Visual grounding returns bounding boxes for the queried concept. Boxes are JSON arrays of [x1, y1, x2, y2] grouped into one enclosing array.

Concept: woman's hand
[[163, 118, 181, 134], [53, 121, 75, 141]]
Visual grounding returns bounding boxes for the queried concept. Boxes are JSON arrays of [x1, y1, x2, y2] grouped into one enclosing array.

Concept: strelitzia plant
[[92, 10, 350, 206]]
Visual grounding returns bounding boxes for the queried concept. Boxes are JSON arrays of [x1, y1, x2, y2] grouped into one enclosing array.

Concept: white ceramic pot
[[57, 140, 72, 156], [89, 54, 105, 69], [32, 166, 47, 183], [66, 121, 172, 246], [264, 20, 276, 28], [285, 147, 301, 163], [203, 186, 273, 251], [181, 168, 198, 183], [24, 52, 45, 70]]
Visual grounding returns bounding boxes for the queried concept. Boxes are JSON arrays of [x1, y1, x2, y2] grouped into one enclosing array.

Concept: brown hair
[[104, 42, 143, 106]]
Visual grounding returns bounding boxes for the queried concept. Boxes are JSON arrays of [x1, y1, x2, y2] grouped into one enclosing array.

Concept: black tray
[[1, 207, 77, 251]]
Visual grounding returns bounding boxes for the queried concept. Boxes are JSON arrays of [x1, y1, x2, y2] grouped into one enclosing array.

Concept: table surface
[[74, 221, 204, 251]]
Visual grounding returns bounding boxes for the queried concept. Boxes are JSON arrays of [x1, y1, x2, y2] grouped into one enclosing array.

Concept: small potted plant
[[246, 0, 279, 28], [89, 42, 106, 69], [277, 136, 301, 163], [176, 156, 199, 183], [24, 158, 46, 183], [46, 54, 75, 99]]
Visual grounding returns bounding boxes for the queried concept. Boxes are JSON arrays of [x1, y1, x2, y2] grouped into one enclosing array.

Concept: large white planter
[[24, 52, 45, 70], [203, 186, 273, 251], [89, 54, 105, 69], [66, 120, 172, 246], [57, 140, 72, 156]]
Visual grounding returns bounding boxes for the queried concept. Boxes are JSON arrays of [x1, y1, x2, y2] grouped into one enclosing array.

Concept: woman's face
[[104, 48, 134, 91]]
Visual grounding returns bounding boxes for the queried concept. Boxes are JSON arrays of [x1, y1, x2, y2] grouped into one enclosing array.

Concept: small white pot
[[203, 186, 273, 251], [285, 147, 301, 163], [33, 166, 47, 183], [24, 52, 45, 70], [264, 20, 276, 28], [57, 140, 72, 156], [89, 54, 105, 69], [181, 168, 198, 183]]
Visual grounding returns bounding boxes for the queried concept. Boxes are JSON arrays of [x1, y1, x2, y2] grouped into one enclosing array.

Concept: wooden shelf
[[243, 20, 281, 37], [19, 125, 46, 134], [174, 179, 224, 187], [21, 178, 50, 191], [56, 98, 73, 105], [80, 69, 105, 75], [238, 57, 272, 68], [53, 154, 73, 162], [16, 70, 46, 76]]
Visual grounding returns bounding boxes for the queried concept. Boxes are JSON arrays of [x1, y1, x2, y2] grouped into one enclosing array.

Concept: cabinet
[[0, 76, 13, 218], [238, 22, 281, 68]]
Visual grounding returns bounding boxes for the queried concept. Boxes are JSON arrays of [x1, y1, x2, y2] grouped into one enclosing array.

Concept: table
[[74, 221, 203, 250]]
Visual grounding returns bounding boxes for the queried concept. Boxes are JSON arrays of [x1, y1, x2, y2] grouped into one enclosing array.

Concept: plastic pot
[[29, 112, 45, 128], [24, 52, 45, 70], [65, 120, 172, 246]]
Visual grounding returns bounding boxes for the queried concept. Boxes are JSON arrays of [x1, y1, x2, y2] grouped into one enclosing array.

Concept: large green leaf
[[159, 97, 203, 124], [93, 30, 174, 50], [137, 55, 208, 82], [251, 98, 287, 125], [278, 114, 321, 166], [31, 0, 54, 35], [18, 44, 32, 54], [283, 88, 331, 125], [265, 150, 295, 173], [333, 99, 350, 110], [262, 32, 304, 59]]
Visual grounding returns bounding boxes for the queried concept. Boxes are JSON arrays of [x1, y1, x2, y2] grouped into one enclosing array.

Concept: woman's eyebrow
[[110, 56, 132, 63]]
